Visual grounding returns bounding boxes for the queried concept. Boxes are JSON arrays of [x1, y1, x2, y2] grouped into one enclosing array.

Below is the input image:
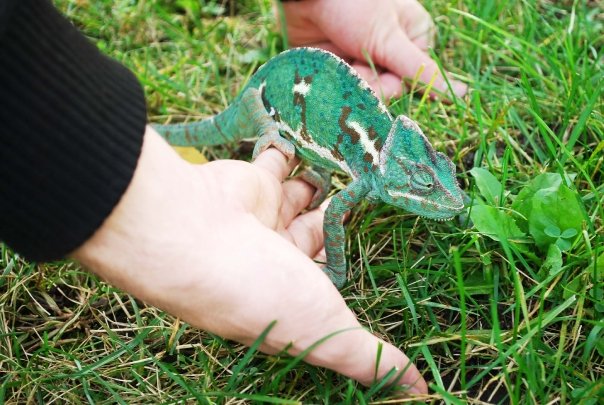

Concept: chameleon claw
[[252, 136, 296, 162], [298, 167, 331, 209]]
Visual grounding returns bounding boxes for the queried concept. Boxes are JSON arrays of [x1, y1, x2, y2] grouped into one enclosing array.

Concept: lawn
[[1, 0, 602, 403]]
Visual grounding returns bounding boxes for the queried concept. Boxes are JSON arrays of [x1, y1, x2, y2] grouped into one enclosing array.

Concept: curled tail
[[152, 102, 244, 147]]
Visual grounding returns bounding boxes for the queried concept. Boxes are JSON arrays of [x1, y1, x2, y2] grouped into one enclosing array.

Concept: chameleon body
[[153, 47, 464, 288]]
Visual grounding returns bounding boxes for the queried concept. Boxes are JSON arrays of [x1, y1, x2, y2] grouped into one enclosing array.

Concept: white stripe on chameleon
[[348, 121, 380, 165], [387, 189, 463, 212], [276, 119, 353, 175], [378, 102, 390, 116], [293, 79, 311, 96], [386, 190, 428, 203]]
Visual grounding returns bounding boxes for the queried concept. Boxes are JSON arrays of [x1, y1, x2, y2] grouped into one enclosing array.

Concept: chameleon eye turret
[[375, 115, 464, 221], [153, 48, 463, 288], [410, 168, 434, 192]]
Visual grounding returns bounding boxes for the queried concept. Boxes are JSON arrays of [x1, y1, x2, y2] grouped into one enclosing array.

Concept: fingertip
[[451, 79, 468, 98], [375, 73, 403, 100], [407, 384, 428, 396], [406, 374, 429, 396], [381, 342, 428, 395], [428, 77, 467, 103], [313, 248, 326, 264], [253, 148, 300, 182], [318, 197, 332, 211]]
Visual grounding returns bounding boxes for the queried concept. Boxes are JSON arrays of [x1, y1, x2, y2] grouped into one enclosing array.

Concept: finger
[[407, 20, 434, 51], [283, 204, 326, 257], [253, 148, 300, 182], [300, 326, 428, 395], [204, 222, 427, 395], [280, 178, 316, 226], [313, 247, 326, 264], [399, 1, 435, 50], [374, 28, 467, 98], [351, 63, 403, 100], [352, 332, 428, 395]]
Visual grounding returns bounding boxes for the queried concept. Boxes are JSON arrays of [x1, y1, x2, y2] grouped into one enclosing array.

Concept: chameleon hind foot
[[238, 88, 296, 162], [252, 133, 296, 161], [298, 167, 332, 210]]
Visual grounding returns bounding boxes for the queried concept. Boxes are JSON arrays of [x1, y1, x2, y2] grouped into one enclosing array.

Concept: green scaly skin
[[153, 47, 464, 289]]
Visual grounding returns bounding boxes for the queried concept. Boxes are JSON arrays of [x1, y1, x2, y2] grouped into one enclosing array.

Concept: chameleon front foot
[[298, 167, 331, 209], [252, 134, 296, 161], [322, 264, 347, 289], [323, 179, 370, 289]]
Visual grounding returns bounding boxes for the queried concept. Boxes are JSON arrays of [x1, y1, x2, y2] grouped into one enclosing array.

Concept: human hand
[[280, 0, 467, 99], [73, 127, 428, 395]]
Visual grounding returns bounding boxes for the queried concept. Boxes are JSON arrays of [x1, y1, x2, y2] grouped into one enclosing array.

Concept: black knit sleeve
[[0, 0, 147, 261]]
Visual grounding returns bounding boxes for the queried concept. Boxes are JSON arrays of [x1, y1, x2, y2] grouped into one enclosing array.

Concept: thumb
[[374, 28, 467, 99]]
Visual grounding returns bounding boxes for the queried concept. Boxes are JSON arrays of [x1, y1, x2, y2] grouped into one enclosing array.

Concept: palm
[[282, 0, 466, 99], [199, 153, 324, 255]]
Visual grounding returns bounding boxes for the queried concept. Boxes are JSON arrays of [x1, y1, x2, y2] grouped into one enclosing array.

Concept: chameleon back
[[244, 48, 393, 178]]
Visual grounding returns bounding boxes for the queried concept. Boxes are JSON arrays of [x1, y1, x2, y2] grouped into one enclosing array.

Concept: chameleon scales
[[153, 47, 464, 289]]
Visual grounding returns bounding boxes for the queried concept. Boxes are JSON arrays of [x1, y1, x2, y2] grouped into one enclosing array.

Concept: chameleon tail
[[152, 103, 243, 147]]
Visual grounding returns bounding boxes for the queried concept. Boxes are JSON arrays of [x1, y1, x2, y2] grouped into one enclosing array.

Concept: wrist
[[71, 127, 212, 307]]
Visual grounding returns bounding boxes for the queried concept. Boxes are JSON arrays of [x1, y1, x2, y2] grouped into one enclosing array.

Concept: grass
[[1, 0, 602, 403]]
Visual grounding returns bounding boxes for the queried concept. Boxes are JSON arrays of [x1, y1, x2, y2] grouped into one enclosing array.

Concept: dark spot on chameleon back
[[294, 71, 314, 85], [368, 126, 383, 151], [338, 106, 360, 144], [374, 138, 383, 151], [330, 147, 344, 161], [294, 92, 305, 106], [368, 126, 378, 140], [273, 109, 282, 123], [363, 152, 373, 163], [357, 103, 365, 110], [343, 91, 352, 100]]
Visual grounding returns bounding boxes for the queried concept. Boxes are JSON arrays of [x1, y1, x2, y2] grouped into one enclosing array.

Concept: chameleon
[[153, 47, 465, 289]]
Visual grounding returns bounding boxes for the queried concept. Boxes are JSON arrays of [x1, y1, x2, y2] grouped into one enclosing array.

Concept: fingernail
[[407, 385, 425, 396], [451, 80, 468, 97]]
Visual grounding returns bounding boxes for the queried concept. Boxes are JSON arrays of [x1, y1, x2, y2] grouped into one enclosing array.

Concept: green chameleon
[[153, 47, 464, 288]]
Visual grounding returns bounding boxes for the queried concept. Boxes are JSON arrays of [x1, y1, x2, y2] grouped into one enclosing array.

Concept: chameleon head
[[375, 115, 464, 221]]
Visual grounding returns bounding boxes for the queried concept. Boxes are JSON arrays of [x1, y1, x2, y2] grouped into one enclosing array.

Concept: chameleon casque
[[153, 47, 464, 288]]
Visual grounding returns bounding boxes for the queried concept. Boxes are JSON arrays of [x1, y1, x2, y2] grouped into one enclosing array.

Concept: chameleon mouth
[[420, 215, 454, 222], [388, 190, 462, 219], [434, 216, 454, 222]]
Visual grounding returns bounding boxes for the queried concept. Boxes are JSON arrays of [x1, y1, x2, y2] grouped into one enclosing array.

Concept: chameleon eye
[[410, 169, 434, 192]]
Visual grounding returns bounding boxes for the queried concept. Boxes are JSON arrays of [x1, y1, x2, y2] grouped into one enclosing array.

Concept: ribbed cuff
[[0, 0, 147, 261]]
